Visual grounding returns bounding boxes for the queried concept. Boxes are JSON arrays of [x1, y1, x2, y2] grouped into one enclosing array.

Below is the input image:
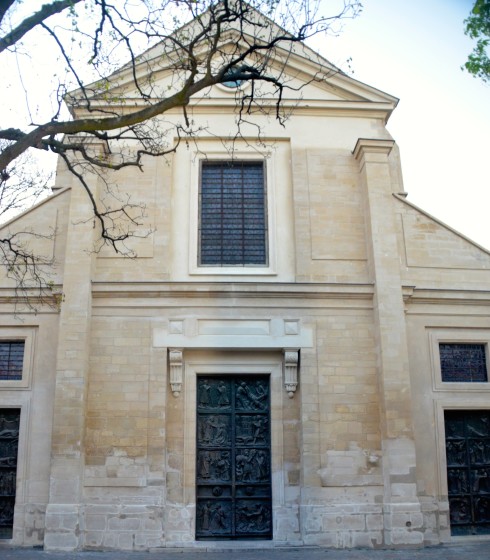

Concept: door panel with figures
[[0, 409, 20, 540], [445, 410, 490, 536], [196, 375, 272, 540]]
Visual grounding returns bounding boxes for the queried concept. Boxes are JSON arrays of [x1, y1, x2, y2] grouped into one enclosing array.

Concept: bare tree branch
[[1, 1, 359, 169], [0, 0, 362, 302], [0, 1, 16, 26], [0, 0, 84, 53]]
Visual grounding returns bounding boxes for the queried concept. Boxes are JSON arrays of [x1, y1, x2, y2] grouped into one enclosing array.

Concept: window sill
[[189, 266, 277, 276]]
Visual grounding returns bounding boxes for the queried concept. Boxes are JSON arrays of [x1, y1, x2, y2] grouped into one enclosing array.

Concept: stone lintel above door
[[154, 318, 313, 349], [157, 318, 309, 399]]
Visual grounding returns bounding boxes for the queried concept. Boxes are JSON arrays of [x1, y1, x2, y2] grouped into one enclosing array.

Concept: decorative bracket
[[283, 349, 299, 398], [168, 348, 183, 397]]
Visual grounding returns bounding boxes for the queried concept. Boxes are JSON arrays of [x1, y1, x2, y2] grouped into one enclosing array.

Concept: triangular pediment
[[67, 5, 397, 119]]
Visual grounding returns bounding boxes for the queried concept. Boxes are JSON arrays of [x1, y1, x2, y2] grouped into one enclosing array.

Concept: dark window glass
[[0, 342, 24, 381], [440, 343, 487, 382], [199, 162, 267, 266]]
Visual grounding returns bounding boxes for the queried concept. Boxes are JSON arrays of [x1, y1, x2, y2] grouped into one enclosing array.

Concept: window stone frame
[[0, 328, 36, 389], [188, 150, 277, 277], [429, 328, 490, 392]]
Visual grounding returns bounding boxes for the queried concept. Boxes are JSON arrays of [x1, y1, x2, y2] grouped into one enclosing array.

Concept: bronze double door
[[0, 409, 20, 539], [196, 375, 272, 540], [445, 410, 490, 535]]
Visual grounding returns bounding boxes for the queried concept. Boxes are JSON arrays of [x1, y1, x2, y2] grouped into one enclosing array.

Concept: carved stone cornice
[[403, 286, 490, 307], [352, 138, 395, 161]]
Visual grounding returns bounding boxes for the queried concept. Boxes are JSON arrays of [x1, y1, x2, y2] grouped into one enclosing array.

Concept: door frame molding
[[183, 351, 285, 540]]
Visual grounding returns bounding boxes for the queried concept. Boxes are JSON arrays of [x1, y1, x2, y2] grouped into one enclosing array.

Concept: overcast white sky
[[3, 1, 489, 249], [318, 0, 490, 249]]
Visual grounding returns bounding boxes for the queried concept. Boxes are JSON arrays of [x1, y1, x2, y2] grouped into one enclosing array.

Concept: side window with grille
[[0, 342, 25, 381], [199, 161, 267, 267], [439, 343, 488, 383]]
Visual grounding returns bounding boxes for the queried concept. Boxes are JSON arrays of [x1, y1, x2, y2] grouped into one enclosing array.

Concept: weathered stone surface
[[2, 7, 489, 553]]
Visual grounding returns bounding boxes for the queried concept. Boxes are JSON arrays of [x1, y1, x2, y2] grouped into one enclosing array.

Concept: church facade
[[1, 13, 490, 552]]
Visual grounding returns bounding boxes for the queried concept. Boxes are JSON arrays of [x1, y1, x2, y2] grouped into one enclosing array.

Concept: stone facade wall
[[1, 34, 490, 552], [73, 303, 389, 548], [0, 315, 60, 547]]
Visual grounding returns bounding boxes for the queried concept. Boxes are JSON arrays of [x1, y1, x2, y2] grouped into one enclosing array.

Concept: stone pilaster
[[354, 139, 422, 546], [44, 161, 98, 551]]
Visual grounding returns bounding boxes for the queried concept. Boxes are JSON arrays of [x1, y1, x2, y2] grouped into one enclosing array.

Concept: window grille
[[440, 343, 488, 382], [0, 342, 24, 381], [199, 161, 267, 266]]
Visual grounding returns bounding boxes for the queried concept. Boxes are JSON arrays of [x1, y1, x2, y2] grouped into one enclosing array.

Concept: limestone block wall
[[93, 154, 173, 283], [34, 118, 488, 550], [82, 316, 166, 550], [0, 188, 71, 289], [395, 197, 490, 290], [88, 140, 385, 287], [301, 486, 386, 548], [85, 117, 397, 287], [0, 167, 69, 549], [315, 312, 380, 452], [396, 189, 490, 547], [291, 148, 369, 284], [81, 303, 305, 548], [6, 20, 490, 548], [62, 287, 413, 550], [299, 308, 387, 547]]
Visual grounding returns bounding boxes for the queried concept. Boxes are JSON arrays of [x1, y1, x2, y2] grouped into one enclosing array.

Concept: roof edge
[[393, 193, 490, 255]]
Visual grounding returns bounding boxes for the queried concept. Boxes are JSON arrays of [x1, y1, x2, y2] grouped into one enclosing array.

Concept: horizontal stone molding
[[403, 286, 490, 306], [91, 282, 374, 301], [154, 318, 313, 349], [84, 478, 147, 487]]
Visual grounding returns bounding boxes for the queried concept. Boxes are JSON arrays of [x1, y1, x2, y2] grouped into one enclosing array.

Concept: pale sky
[[3, 1, 489, 250], [318, 0, 490, 250]]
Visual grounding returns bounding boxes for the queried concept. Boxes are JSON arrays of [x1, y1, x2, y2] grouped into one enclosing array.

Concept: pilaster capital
[[353, 138, 395, 162]]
